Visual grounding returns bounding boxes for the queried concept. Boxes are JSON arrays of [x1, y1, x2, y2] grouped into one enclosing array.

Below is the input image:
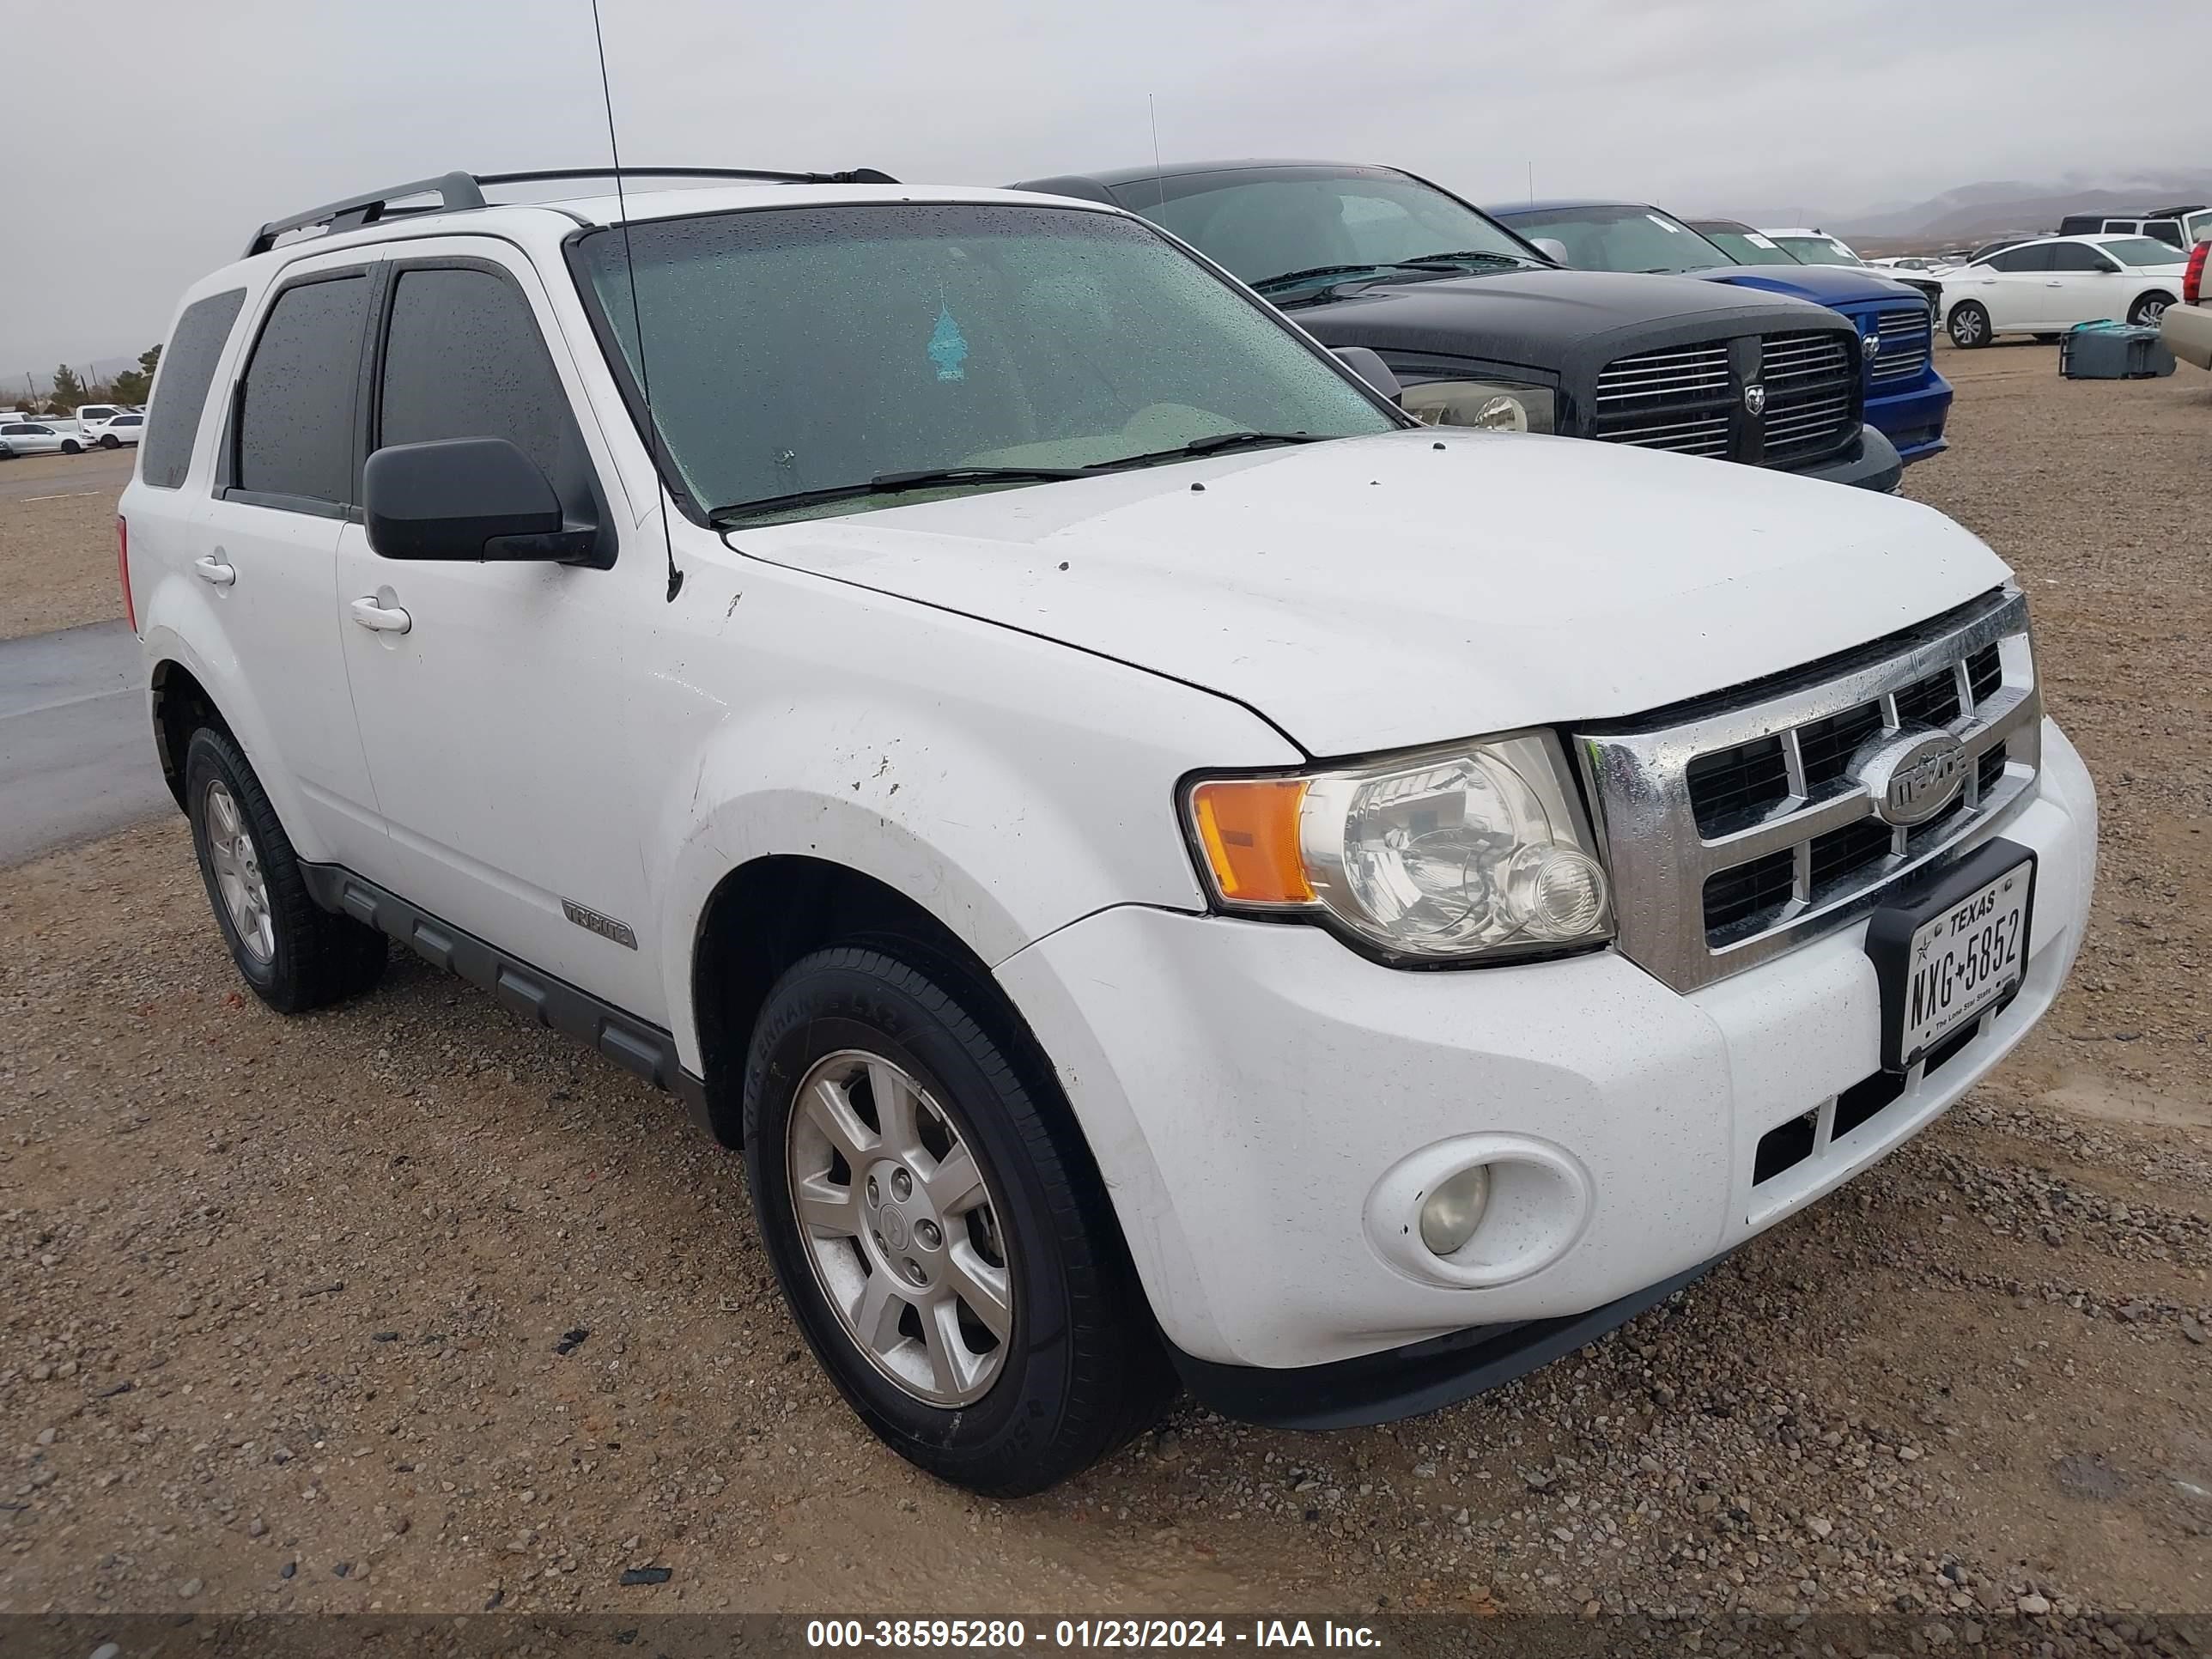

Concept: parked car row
[[1015, 161, 1944, 485], [0, 408, 143, 458], [119, 162, 2096, 1494], [1937, 234, 2190, 347]]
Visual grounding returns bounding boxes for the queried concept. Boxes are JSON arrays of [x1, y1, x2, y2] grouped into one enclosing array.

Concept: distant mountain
[[1828, 175, 2212, 245]]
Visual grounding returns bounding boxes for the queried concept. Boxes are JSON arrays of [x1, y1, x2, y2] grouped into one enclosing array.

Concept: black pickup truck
[[1012, 160, 1903, 492]]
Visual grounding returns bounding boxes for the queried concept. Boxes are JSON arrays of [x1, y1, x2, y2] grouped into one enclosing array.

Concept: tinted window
[[2050, 243, 2116, 272], [378, 266, 573, 479], [236, 275, 371, 507], [143, 289, 248, 489], [575, 203, 1397, 522], [1988, 244, 2055, 273], [2102, 236, 2184, 268], [113, 415, 143, 427], [1122, 167, 1534, 287]]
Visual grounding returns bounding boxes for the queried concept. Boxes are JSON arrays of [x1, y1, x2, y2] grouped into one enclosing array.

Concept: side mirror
[[1529, 237, 1571, 266], [1332, 346, 1402, 404], [363, 437, 597, 562]]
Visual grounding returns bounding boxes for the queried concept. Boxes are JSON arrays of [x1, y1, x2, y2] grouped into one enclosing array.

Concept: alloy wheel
[[204, 780, 275, 963], [786, 1048, 1014, 1407]]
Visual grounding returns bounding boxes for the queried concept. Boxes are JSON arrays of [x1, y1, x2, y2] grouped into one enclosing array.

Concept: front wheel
[[99, 434, 119, 449], [60, 440, 82, 454], [1947, 302, 1990, 349], [743, 945, 1173, 1495], [2128, 292, 2172, 327]]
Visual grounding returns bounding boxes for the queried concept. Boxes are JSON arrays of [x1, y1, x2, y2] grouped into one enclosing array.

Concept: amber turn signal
[[1188, 778, 1314, 905]]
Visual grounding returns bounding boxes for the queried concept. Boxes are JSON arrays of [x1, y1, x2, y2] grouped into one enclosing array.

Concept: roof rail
[[245, 173, 487, 258], [244, 166, 900, 258]]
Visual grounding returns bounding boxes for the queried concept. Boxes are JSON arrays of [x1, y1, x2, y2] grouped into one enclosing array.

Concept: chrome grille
[[1759, 333, 1856, 462], [1869, 306, 1932, 384], [1575, 588, 2041, 993], [1595, 343, 1731, 406]]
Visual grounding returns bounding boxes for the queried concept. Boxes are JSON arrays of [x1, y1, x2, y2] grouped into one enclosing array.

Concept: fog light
[[1417, 1164, 1492, 1257]]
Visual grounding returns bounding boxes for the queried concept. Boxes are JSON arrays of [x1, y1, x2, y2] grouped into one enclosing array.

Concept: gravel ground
[[1, 346, 2208, 1642], [0, 448, 134, 642]]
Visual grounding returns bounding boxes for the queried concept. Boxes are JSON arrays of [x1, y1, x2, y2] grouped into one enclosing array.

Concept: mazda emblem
[[1852, 727, 1970, 827], [1742, 382, 1767, 416]]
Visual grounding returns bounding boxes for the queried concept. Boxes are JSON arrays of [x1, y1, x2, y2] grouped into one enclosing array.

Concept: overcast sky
[[5, 0, 2205, 380]]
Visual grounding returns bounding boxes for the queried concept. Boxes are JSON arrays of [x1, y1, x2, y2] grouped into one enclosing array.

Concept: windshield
[[1771, 234, 1865, 266], [1496, 204, 1731, 274], [1691, 225, 1802, 267], [2100, 236, 2183, 267], [1123, 167, 1538, 289], [574, 203, 1397, 522]]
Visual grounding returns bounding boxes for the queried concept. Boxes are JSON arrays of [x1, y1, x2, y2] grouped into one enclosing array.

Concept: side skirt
[[297, 862, 712, 1132]]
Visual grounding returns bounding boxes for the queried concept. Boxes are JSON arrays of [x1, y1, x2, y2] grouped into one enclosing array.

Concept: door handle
[[349, 595, 412, 635], [193, 555, 236, 586], [2045, 281, 2064, 288]]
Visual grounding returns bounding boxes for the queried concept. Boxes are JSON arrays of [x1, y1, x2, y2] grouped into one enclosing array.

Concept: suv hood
[[1281, 268, 1835, 371], [1688, 264, 1929, 307], [733, 430, 2009, 757]]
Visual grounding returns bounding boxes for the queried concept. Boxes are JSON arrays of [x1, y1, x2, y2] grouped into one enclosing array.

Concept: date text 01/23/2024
[[803, 1618, 1382, 1649]]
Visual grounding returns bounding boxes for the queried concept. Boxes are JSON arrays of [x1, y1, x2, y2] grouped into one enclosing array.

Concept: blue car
[[1486, 200, 1953, 465]]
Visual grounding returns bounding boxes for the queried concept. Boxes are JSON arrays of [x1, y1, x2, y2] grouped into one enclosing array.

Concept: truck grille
[[1592, 328, 1860, 468], [1758, 333, 1856, 462], [1869, 306, 1932, 384], [1593, 344, 1732, 457], [1575, 588, 2041, 993]]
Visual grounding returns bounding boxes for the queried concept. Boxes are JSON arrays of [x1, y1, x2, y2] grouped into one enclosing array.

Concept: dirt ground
[[1, 347, 2208, 1642], [0, 447, 135, 641]]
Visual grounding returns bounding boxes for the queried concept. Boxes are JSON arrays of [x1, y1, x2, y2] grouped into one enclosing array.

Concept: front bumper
[[1868, 374, 1953, 465], [1789, 422, 1904, 492], [996, 720, 2095, 1402]]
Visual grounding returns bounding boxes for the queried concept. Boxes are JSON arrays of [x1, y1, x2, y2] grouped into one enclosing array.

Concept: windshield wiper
[[1249, 263, 1405, 295], [1395, 249, 1539, 270], [709, 465, 1091, 524], [1086, 430, 1329, 471]]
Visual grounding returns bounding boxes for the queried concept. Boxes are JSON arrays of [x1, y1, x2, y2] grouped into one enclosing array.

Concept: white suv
[[121, 167, 2097, 1495]]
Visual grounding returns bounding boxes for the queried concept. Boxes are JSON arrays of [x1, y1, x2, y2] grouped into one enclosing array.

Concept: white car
[[120, 167, 2096, 1495], [94, 411, 145, 448], [1939, 234, 2187, 347], [0, 419, 82, 456], [1759, 227, 1872, 267]]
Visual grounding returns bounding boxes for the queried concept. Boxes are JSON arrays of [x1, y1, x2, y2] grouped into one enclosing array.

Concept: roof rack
[[245, 166, 901, 258]]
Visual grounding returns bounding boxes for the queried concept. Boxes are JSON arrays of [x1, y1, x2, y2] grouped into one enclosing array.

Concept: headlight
[[1185, 732, 1613, 963], [1398, 380, 1557, 434]]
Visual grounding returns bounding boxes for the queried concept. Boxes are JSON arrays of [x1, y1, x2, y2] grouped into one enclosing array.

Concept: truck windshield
[[1689, 224, 1803, 267], [1121, 166, 1541, 291], [1498, 205, 1734, 275], [573, 202, 1399, 523], [1771, 235, 1866, 267]]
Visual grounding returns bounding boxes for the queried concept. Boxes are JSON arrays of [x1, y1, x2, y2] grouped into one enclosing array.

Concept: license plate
[[1866, 841, 2036, 1073]]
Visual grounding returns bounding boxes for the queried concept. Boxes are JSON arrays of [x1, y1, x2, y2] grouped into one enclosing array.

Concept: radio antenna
[[589, 0, 683, 601], [1147, 94, 1167, 214]]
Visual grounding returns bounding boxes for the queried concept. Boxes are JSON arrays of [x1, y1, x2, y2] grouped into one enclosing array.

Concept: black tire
[[100, 434, 119, 449], [60, 439, 82, 454], [743, 945, 1174, 1496], [184, 726, 386, 1013], [2127, 292, 2173, 328], [1947, 302, 1990, 349]]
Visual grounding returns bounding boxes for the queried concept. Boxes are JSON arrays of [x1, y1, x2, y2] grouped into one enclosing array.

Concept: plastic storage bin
[[2059, 320, 2177, 380]]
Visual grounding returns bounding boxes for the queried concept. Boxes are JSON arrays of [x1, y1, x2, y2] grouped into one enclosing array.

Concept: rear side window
[[1988, 245, 2055, 273], [141, 287, 246, 489], [377, 265, 574, 480], [2049, 243, 2115, 273], [235, 273, 373, 509]]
